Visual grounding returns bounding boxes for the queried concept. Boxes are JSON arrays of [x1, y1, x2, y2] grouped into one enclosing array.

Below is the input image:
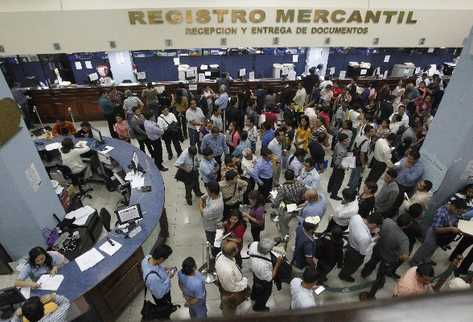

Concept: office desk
[[36, 137, 165, 322]]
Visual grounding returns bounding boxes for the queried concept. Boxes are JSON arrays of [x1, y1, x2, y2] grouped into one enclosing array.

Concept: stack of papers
[[286, 204, 299, 213], [99, 240, 122, 256], [65, 205, 96, 226], [45, 142, 62, 151], [37, 274, 64, 291], [75, 141, 88, 147], [125, 171, 145, 189], [458, 220, 473, 235], [75, 248, 105, 272]]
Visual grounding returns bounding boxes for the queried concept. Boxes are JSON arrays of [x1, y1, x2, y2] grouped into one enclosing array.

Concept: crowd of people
[[11, 68, 473, 321]]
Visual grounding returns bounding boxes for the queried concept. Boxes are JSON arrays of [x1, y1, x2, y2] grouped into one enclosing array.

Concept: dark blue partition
[[221, 55, 255, 79], [67, 52, 109, 84], [132, 51, 178, 81]]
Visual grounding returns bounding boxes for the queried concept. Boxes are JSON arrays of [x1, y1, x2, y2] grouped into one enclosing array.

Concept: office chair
[[56, 165, 93, 199], [99, 208, 112, 233]]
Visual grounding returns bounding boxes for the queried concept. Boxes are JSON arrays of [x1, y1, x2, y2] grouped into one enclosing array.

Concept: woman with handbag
[[158, 106, 183, 160], [141, 245, 179, 321]]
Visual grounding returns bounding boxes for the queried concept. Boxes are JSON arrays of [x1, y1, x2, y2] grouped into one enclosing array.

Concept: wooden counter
[[27, 77, 411, 122]]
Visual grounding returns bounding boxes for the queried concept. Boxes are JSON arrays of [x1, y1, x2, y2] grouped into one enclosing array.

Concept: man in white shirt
[[329, 188, 359, 231], [339, 213, 383, 282], [389, 104, 410, 129], [366, 133, 395, 184], [267, 129, 286, 186], [186, 98, 206, 147], [248, 239, 283, 312], [290, 268, 320, 310], [215, 239, 250, 316], [59, 138, 90, 175], [297, 158, 321, 191]]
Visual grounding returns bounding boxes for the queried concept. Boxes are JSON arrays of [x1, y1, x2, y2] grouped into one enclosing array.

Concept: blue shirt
[[300, 194, 327, 224], [215, 93, 229, 110], [232, 140, 251, 158], [144, 119, 164, 141], [178, 271, 206, 300], [297, 168, 321, 190], [98, 95, 114, 115], [396, 158, 424, 187], [261, 129, 275, 149], [200, 158, 218, 183], [293, 225, 315, 269], [18, 251, 65, 281], [141, 256, 171, 299], [201, 133, 229, 157], [432, 206, 459, 229], [250, 158, 273, 184]]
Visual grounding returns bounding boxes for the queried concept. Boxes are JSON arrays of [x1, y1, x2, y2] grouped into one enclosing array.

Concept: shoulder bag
[[141, 271, 179, 321]]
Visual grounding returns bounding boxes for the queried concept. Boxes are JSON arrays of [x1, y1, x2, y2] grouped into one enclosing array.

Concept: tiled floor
[[0, 121, 456, 321]]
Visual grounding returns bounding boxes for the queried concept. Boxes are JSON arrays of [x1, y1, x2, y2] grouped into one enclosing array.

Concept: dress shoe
[[338, 273, 355, 283], [330, 195, 343, 201], [158, 166, 169, 172], [186, 199, 192, 206]]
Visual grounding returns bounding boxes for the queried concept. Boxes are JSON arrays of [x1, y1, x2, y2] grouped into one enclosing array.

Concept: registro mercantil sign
[[128, 9, 418, 36]]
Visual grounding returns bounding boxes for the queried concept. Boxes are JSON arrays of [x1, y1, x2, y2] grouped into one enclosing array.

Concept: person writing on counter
[[15, 247, 68, 289], [51, 119, 76, 137], [141, 245, 177, 320], [11, 293, 70, 322]]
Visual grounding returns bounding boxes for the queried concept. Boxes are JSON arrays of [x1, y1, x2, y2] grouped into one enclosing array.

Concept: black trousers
[[163, 132, 183, 158], [361, 249, 399, 298], [152, 292, 173, 319], [450, 235, 473, 274], [340, 246, 365, 278], [251, 275, 273, 311], [251, 225, 264, 242], [258, 177, 273, 201], [137, 138, 154, 156], [242, 177, 255, 204], [104, 113, 118, 138], [214, 155, 223, 182], [149, 138, 164, 168], [176, 112, 187, 140], [182, 172, 203, 201], [366, 159, 387, 184], [327, 167, 345, 197]]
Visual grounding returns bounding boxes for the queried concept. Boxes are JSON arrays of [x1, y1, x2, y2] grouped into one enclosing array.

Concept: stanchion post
[[200, 241, 217, 284]]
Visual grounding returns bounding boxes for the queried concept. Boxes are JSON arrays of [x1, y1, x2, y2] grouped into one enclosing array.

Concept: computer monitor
[[116, 204, 143, 225], [91, 127, 104, 144]]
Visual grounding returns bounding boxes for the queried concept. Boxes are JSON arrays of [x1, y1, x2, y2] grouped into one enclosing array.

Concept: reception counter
[[27, 77, 412, 122], [36, 137, 165, 322]]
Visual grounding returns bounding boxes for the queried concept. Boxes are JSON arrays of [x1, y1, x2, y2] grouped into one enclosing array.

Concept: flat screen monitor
[[116, 204, 143, 225], [91, 127, 104, 144]]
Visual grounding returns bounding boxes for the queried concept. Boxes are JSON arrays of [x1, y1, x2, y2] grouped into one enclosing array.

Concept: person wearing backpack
[[347, 124, 375, 193]]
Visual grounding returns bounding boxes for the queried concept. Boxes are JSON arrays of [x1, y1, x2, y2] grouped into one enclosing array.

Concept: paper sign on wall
[[198, 73, 205, 82], [249, 71, 255, 81], [360, 69, 367, 75], [415, 67, 421, 74], [427, 48, 435, 53], [189, 84, 198, 91], [173, 57, 180, 65], [384, 55, 391, 63], [74, 61, 82, 70], [239, 68, 246, 77], [339, 70, 346, 79], [85, 61, 93, 69], [25, 163, 41, 192], [329, 67, 335, 75], [383, 71, 389, 79], [292, 55, 299, 63]]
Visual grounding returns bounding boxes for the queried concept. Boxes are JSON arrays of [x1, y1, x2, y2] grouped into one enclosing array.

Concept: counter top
[[36, 137, 164, 301]]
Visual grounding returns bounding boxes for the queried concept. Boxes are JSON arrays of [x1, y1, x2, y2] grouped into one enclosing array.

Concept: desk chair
[[56, 165, 93, 199], [99, 208, 112, 233]]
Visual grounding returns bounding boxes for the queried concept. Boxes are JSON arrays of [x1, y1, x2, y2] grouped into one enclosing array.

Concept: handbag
[[159, 116, 180, 136], [141, 271, 179, 321]]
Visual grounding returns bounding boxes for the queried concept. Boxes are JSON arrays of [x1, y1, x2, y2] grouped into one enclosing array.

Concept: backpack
[[352, 138, 368, 167]]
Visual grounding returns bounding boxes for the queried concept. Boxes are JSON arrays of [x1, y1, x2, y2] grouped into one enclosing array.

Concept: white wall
[[108, 51, 136, 84], [305, 48, 330, 76]]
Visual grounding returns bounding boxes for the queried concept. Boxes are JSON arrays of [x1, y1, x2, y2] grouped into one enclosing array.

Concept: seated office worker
[[11, 293, 70, 322], [141, 245, 176, 320], [15, 247, 68, 289], [74, 121, 93, 138], [59, 138, 91, 176], [52, 119, 76, 137]]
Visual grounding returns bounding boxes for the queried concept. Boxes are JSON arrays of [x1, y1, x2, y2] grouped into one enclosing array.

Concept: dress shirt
[[11, 295, 70, 322], [267, 138, 283, 160], [141, 256, 171, 299], [393, 266, 431, 297], [389, 112, 410, 129], [290, 278, 317, 309], [241, 156, 257, 179], [400, 191, 432, 213], [201, 133, 229, 157], [293, 225, 315, 269], [293, 88, 307, 107], [432, 206, 459, 230], [60, 146, 90, 174], [211, 115, 224, 131], [215, 93, 229, 110], [18, 251, 66, 281], [202, 194, 224, 232], [377, 218, 409, 263], [373, 138, 393, 167], [333, 200, 359, 227], [175, 150, 199, 172], [232, 140, 251, 158], [219, 179, 248, 206], [261, 129, 275, 149], [158, 113, 178, 132], [215, 253, 248, 292], [144, 119, 164, 141], [248, 242, 273, 282], [396, 158, 424, 188], [301, 195, 327, 223], [375, 181, 399, 213], [348, 214, 374, 256], [186, 107, 205, 129], [250, 158, 273, 184], [297, 168, 321, 190], [288, 156, 304, 177], [199, 158, 218, 184], [273, 181, 307, 206]]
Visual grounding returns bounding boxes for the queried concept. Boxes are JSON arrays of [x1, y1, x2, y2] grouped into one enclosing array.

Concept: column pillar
[[107, 50, 137, 84]]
